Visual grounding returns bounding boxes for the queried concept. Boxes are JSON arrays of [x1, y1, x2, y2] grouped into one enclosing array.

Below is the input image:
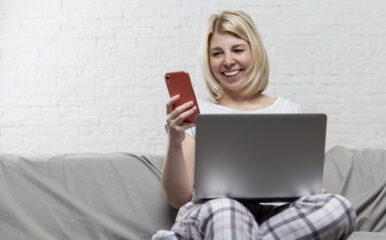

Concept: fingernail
[[188, 101, 193, 106]]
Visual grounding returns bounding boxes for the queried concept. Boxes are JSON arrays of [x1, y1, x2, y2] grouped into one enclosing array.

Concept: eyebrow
[[232, 44, 248, 48], [210, 44, 248, 51]]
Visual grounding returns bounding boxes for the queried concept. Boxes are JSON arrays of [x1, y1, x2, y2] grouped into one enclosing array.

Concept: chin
[[224, 84, 243, 92], [223, 78, 244, 89]]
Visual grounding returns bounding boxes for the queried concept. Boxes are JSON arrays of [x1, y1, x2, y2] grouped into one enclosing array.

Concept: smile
[[223, 69, 241, 77]]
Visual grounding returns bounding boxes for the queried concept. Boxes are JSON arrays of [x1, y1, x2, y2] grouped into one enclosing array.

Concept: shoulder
[[274, 96, 302, 113]]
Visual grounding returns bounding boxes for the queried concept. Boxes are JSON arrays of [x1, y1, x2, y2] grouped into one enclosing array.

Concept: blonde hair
[[201, 10, 269, 102]]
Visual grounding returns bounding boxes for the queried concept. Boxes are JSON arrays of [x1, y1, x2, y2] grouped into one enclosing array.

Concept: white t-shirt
[[186, 96, 302, 137]]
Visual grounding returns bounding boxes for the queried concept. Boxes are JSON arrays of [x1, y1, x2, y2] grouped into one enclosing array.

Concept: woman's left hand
[[321, 188, 327, 194]]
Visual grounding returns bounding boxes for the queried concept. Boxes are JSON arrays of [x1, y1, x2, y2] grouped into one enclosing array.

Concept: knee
[[200, 198, 254, 220], [320, 194, 355, 215], [203, 198, 245, 212], [328, 194, 356, 222], [201, 198, 257, 228], [297, 194, 356, 224], [296, 194, 356, 237], [324, 194, 357, 237], [194, 198, 260, 239]]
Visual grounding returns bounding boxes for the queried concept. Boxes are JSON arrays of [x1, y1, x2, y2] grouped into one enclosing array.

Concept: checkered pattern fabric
[[152, 194, 356, 240]]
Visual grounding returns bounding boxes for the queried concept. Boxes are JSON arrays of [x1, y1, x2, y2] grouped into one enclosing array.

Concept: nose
[[223, 53, 236, 68]]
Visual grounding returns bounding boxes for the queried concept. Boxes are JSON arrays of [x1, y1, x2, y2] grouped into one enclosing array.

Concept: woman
[[154, 10, 356, 240]]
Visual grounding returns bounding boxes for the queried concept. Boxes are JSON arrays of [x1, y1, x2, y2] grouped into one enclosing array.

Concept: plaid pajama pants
[[153, 194, 356, 240]]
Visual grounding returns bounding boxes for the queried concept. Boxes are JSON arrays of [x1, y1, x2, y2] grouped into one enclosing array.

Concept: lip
[[222, 69, 243, 79]]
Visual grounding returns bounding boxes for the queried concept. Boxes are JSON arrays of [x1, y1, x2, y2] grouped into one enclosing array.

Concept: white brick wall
[[1, 0, 385, 156]]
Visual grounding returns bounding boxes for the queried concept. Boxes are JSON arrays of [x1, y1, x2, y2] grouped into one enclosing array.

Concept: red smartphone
[[164, 71, 200, 124]]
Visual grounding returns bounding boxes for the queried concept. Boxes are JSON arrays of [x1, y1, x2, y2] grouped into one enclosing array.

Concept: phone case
[[165, 71, 200, 124]]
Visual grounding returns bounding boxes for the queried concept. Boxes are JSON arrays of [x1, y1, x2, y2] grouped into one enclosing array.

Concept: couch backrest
[[0, 153, 176, 240], [2, 146, 384, 239], [324, 146, 386, 232]]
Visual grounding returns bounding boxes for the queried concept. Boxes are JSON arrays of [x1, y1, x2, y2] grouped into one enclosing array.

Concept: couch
[[0, 146, 385, 239]]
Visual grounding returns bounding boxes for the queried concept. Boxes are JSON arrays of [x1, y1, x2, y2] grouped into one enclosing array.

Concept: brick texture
[[0, 0, 385, 156]]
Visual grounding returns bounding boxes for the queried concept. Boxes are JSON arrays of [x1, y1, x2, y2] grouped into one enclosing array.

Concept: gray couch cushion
[[324, 146, 386, 234], [349, 232, 386, 240], [0, 153, 175, 240]]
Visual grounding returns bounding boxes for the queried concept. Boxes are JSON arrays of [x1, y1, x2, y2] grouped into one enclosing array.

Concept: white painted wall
[[1, 0, 385, 156]]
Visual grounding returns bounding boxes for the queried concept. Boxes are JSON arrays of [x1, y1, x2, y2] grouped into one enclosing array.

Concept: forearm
[[162, 142, 194, 208]]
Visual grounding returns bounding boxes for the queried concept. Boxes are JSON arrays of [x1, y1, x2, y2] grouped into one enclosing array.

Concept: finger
[[171, 106, 197, 126], [167, 110, 196, 135], [166, 95, 180, 114], [167, 101, 194, 122], [165, 106, 196, 133], [321, 188, 327, 194], [180, 123, 195, 131]]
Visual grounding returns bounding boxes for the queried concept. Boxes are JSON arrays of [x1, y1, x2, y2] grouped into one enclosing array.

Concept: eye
[[234, 49, 244, 53], [212, 51, 222, 57]]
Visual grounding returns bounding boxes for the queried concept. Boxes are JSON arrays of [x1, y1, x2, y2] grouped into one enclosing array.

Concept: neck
[[218, 90, 261, 105], [216, 93, 275, 112]]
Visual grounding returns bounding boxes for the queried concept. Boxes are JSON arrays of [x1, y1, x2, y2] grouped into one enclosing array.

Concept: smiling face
[[209, 32, 253, 94]]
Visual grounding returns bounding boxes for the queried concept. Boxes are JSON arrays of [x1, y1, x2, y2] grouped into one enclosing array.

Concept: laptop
[[192, 114, 327, 202]]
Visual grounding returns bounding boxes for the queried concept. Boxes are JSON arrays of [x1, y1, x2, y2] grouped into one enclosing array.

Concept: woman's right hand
[[165, 95, 197, 145]]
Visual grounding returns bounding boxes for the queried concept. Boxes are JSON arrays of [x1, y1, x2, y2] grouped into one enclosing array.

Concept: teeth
[[224, 70, 240, 77]]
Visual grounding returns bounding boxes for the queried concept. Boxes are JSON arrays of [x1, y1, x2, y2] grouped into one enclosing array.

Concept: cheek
[[209, 59, 221, 73], [243, 53, 253, 66]]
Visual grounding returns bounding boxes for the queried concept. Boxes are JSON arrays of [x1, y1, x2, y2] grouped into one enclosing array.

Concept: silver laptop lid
[[194, 114, 327, 202]]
